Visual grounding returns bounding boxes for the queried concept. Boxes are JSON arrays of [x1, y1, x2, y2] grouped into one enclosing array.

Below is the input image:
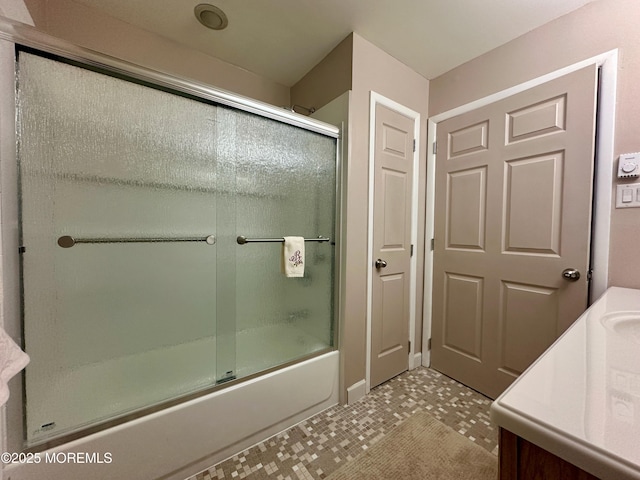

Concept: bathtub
[[4, 350, 339, 480]]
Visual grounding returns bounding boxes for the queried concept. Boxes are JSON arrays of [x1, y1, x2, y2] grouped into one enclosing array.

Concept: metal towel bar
[[57, 234, 329, 248], [236, 235, 329, 245], [57, 235, 216, 248]]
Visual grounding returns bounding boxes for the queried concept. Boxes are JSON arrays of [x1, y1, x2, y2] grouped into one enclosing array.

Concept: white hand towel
[[0, 327, 29, 406], [282, 236, 305, 278]]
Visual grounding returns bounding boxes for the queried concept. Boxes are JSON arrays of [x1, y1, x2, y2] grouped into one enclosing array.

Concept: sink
[[601, 311, 640, 344]]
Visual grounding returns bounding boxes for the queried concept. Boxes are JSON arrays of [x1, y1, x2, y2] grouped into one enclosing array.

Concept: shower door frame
[[0, 18, 339, 136], [0, 15, 342, 454]]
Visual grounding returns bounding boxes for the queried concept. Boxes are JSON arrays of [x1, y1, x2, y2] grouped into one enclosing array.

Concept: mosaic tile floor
[[187, 367, 498, 480]]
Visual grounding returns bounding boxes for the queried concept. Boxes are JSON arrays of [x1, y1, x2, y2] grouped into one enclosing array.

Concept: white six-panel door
[[370, 102, 415, 389]]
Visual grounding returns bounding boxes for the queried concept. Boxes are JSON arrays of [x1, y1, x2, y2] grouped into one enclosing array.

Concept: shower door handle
[[375, 259, 388, 270]]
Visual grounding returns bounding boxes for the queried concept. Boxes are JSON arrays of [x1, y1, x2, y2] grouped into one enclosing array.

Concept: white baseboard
[[346, 379, 366, 404], [422, 350, 430, 367], [412, 352, 422, 369]]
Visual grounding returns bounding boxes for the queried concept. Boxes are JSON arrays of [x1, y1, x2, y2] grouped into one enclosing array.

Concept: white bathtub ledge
[[5, 350, 340, 480]]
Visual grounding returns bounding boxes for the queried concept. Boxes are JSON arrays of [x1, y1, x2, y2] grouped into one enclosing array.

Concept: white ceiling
[[72, 0, 598, 87]]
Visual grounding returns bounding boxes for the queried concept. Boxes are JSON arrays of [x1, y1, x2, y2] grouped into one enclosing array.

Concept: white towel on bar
[[0, 326, 29, 407], [282, 236, 305, 278]]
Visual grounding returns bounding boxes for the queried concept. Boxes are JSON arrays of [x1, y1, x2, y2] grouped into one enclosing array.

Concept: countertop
[[491, 286, 640, 480]]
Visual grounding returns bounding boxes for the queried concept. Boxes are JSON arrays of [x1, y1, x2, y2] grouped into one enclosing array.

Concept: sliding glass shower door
[[18, 52, 225, 444], [17, 51, 336, 447], [225, 108, 336, 379]]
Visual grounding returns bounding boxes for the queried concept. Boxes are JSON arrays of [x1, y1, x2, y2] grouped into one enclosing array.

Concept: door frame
[[366, 92, 421, 393], [422, 50, 618, 367]]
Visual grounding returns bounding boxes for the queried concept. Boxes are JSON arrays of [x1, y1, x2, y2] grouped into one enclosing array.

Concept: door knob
[[375, 259, 388, 269], [562, 268, 581, 281]]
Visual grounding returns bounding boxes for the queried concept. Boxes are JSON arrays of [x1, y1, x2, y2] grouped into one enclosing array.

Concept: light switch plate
[[616, 183, 640, 208]]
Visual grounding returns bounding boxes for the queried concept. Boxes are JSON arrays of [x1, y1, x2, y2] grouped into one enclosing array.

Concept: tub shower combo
[[2, 25, 340, 479]]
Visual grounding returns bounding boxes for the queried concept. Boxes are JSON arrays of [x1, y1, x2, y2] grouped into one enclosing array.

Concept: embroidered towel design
[[0, 327, 29, 407], [282, 236, 305, 277]]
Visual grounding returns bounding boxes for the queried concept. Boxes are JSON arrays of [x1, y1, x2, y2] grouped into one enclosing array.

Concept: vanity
[[491, 287, 640, 480]]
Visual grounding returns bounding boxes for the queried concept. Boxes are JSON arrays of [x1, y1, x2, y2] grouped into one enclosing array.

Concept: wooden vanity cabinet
[[499, 428, 600, 480]]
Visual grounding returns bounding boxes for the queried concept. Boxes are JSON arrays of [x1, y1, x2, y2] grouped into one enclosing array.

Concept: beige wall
[[19, 0, 290, 107], [429, 0, 640, 289], [290, 35, 353, 113]]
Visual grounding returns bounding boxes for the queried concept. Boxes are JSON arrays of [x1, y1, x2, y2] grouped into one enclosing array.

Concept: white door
[[370, 102, 415, 389], [431, 65, 598, 399]]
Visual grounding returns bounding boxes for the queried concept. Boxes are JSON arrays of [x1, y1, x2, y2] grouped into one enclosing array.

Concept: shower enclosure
[[16, 50, 338, 447]]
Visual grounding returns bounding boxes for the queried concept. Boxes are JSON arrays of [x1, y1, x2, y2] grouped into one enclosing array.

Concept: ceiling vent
[[194, 4, 229, 30]]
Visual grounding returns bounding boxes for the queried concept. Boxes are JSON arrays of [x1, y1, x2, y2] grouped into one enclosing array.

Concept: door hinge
[[18, 246, 26, 254], [432, 141, 437, 155], [410, 244, 414, 257], [413, 139, 416, 152], [587, 269, 593, 281], [408, 340, 411, 352], [430, 238, 434, 251], [427, 338, 432, 350]]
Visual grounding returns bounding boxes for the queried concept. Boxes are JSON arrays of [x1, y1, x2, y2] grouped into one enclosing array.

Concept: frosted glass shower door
[[226, 108, 337, 379], [17, 53, 226, 445]]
